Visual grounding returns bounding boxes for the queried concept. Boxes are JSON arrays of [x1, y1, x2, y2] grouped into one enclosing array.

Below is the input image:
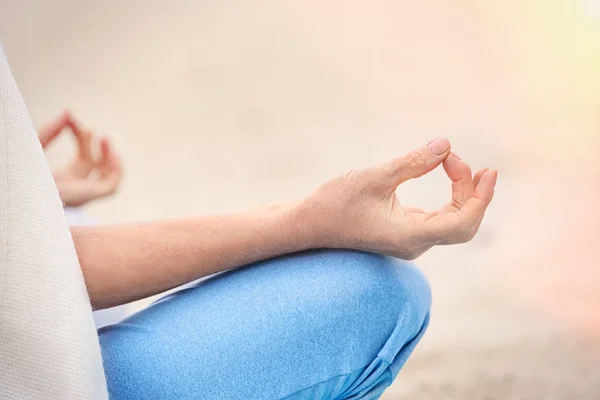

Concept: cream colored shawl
[[0, 45, 108, 399]]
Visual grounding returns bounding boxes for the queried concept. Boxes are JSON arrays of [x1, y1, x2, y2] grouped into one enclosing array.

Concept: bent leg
[[99, 250, 431, 400]]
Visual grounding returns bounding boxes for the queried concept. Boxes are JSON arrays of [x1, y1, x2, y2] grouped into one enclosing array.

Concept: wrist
[[286, 197, 330, 251]]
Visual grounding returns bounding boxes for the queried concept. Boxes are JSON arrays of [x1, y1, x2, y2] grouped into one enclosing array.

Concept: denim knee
[[362, 254, 431, 378], [310, 249, 431, 328], [312, 250, 431, 358], [277, 250, 432, 399]]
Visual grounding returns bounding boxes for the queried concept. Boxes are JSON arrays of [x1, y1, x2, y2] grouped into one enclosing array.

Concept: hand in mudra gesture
[[38, 111, 122, 207], [304, 138, 497, 259]]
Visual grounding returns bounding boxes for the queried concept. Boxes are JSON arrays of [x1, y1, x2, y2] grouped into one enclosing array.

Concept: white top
[[0, 45, 108, 399]]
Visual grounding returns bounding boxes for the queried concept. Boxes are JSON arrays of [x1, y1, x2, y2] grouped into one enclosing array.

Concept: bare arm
[[73, 205, 309, 310], [74, 139, 497, 311]]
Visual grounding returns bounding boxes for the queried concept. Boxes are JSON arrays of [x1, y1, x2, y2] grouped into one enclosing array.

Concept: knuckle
[[403, 151, 427, 170]]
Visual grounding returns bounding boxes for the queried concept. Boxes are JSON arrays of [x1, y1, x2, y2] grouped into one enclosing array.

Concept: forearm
[[72, 204, 312, 310]]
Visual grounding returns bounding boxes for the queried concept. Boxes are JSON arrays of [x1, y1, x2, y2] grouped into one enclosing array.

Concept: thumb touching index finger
[[384, 138, 451, 186]]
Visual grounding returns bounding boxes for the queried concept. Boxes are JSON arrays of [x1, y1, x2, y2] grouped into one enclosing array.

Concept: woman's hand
[[38, 111, 122, 207], [72, 137, 495, 308], [302, 138, 497, 259]]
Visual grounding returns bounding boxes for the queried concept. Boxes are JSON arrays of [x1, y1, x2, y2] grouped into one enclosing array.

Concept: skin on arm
[[73, 205, 310, 309], [73, 138, 497, 310]]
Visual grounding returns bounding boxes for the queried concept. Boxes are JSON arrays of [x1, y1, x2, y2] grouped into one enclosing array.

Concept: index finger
[[38, 111, 69, 148], [65, 114, 93, 155], [459, 169, 497, 220], [442, 152, 474, 209], [424, 169, 497, 244]]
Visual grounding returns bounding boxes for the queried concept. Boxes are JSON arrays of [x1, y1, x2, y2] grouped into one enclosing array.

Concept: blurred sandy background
[[1, 1, 599, 398]]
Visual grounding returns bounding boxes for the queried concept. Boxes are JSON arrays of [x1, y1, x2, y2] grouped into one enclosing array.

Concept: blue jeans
[[98, 250, 431, 399]]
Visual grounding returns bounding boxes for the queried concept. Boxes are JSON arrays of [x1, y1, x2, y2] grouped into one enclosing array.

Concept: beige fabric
[[0, 46, 107, 399]]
